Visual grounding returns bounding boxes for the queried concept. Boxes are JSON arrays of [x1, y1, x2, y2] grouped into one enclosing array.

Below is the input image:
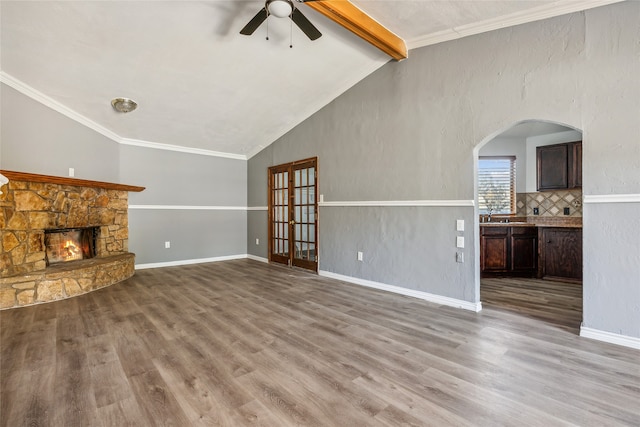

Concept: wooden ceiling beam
[[305, 1, 408, 61]]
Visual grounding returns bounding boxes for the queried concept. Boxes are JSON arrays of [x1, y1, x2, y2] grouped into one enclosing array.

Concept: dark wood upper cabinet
[[536, 141, 582, 191], [569, 141, 582, 188], [537, 144, 568, 190]]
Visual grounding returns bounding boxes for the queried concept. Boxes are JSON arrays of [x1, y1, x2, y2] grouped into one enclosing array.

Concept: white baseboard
[[247, 254, 269, 263], [135, 254, 247, 270], [319, 270, 482, 312], [580, 326, 640, 350]]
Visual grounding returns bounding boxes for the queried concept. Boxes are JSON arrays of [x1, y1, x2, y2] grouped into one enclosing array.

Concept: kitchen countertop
[[480, 222, 536, 227], [480, 218, 582, 228]]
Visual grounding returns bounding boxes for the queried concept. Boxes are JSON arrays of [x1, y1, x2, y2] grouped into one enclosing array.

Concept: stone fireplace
[[0, 170, 144, 309]]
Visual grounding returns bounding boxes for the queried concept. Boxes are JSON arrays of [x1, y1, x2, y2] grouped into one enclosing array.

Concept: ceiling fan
[[240, 0, 322, 41]]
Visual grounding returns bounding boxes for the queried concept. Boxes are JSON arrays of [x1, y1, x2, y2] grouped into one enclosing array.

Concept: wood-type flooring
[[1, 259, 639, 426]]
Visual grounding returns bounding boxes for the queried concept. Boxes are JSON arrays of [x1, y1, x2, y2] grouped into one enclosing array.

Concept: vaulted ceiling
[[0, 1, 621, 159]]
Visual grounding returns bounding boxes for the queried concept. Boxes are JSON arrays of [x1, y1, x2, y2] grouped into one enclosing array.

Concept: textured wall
[[0, 87, 249, 267], [0, 85, 120, 182], [119, 145, 248, 266], [584, 203, 640, 338], [248, 2, 640, 336]]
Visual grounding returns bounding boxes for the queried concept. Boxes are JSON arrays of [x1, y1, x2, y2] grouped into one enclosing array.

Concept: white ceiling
[[0, 1, 621, 159], [497, 121, 576, 139]]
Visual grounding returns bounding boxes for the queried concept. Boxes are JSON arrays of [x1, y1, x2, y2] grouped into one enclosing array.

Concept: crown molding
[[0, 71, 122, 142], [0, 72, 247, 161], [407, 0, 625, 50], [120, 138, 246, 160]]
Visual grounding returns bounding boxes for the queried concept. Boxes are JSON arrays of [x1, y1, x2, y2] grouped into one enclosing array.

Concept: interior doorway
[[474, 120, 584, 330], [268, 157, 318, 272]]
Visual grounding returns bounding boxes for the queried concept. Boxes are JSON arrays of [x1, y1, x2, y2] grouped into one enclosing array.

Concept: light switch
[[456, 236, 464, 248], [456, 219, 464, 231]]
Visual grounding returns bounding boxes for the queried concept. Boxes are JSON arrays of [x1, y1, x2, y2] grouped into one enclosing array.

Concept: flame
[[62, 239, 83, 261]]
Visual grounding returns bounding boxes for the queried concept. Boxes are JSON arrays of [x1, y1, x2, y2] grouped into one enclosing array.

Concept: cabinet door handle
[[546, 240, 552, 243]]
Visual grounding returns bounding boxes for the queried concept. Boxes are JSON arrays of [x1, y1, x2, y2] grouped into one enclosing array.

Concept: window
[[478, 156, 516, 215]]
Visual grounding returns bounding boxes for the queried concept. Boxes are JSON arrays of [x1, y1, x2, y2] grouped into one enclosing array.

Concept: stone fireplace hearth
[[0, 170, 144, 309]]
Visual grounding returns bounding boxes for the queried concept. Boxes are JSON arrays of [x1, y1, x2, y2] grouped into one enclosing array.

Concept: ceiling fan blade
[[240, 7, 269, 35], [291, 8, 322, 40]]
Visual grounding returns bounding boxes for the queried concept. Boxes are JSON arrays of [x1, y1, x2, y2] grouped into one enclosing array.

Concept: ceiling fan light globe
[[268, 0, 292, 18]]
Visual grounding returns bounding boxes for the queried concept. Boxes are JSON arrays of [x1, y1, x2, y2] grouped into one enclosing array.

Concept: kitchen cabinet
[[569, 142, 582, 188], [539, 227, 582, 282], [481, 226, 509, 273], [536, 141, 582, 191], [481, 225, 537, 277], [511, 227, 538, 273]]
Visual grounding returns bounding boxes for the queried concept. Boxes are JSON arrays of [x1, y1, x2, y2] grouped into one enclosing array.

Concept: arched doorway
[[473, 120, 584, 331]]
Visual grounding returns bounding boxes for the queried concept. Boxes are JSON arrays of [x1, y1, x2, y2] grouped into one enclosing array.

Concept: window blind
[[478, 156, 516, 214]]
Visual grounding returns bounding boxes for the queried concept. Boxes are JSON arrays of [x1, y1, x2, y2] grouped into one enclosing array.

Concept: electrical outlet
[[456, 236, 464, 248], [68, 168, 75, 177], [357, 251, 363, 261], [456, 252, 464, 263], [533, 207, 539, 215], [255, 238, 259, 245], [564, 207, 570, 215], [165, 241, 170, 249]]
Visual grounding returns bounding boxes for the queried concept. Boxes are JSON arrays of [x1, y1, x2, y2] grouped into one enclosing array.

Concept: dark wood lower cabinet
[[539, 227, 582, 282], [481, 226, 537, 277], [480, 227, 509, 272], [511, 228, 538, 273]]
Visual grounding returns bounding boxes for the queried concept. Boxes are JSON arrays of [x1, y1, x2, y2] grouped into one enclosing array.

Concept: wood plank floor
[[1, 259, 639, 426], [480, 276, 583, 333]]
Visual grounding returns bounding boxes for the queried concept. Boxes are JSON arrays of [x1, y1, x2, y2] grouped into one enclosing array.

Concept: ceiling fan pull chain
[[290, 16, 293, 48], [266, 16, 270, 40]]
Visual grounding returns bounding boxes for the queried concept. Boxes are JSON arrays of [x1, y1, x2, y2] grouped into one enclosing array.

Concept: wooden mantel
[[0, 170, 145, 192]]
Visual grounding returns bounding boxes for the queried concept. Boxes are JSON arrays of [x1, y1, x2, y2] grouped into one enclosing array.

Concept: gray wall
[[247, 146, 272, 259], [248, 2, 640, 337], [1, 84, 119, 181], [1, 84, 248, 266], [119, 145, 247, 265]]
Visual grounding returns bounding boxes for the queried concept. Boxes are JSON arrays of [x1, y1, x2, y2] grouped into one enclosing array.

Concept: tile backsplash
[[516, 189, 582, 217]]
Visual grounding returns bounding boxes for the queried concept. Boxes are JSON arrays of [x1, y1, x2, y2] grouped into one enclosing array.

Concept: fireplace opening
[[44, 227, 98, 266]]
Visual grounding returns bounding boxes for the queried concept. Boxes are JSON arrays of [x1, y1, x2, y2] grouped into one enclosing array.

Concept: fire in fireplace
[[44, 227, 98, 265]]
